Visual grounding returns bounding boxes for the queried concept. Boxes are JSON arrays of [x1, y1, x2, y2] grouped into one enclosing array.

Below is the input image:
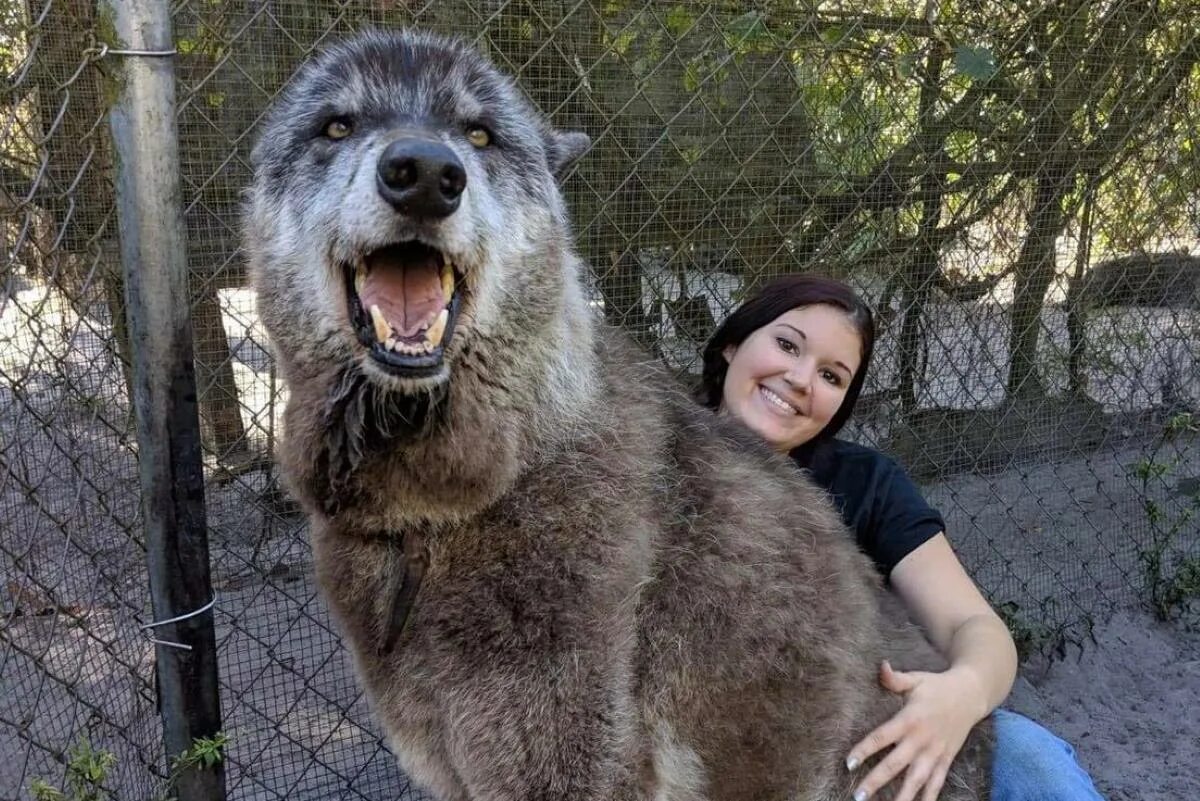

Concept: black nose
[[376, 138, 467, 218]]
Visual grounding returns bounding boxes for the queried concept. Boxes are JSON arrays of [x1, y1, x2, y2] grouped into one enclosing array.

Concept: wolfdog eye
[[465, 125, 492, 148], [323, 117, 354, 140]]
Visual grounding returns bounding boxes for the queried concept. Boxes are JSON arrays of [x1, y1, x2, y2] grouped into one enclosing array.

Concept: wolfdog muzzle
[[345, 137, 468, 379]]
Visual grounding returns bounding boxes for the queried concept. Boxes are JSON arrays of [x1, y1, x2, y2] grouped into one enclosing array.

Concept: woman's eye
[[775, 337, 796, 354], [466, 125, 492, 148], [821, 369, 842, 386], [323, 117, 353, 140]]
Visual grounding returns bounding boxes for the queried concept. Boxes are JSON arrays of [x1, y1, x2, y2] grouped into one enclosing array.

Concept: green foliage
[[995, 601, 1055, 660], [724, 11, 771, 52], [28, 780, 66, 801], [953, 44, 998, 81], [27, 740, 116, 801], [173, 732, 230, 773], [996, 600, 1095, 661], [155, 732, 230, 801], [664, 6, 693, 38], [28, 734, 229, 801], [1130, 413, 1200, 620]]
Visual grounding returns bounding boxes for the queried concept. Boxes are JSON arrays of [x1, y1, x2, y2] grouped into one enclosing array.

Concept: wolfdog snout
[[376, 138, 467, 218]]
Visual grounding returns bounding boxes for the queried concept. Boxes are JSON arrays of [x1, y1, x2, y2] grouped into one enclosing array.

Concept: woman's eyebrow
[[778, 323, 852, 375], [778, 324, 806, 341]]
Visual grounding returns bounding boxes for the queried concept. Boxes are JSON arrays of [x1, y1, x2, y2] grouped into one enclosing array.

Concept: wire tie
[[93, 43, 179, 59], [139, 595, 217, 651]]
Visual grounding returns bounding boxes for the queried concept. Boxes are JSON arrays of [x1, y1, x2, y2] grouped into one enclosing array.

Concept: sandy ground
[[1007, 610, 1200, 801]]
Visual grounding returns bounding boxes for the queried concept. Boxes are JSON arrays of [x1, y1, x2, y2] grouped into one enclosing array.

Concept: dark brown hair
[[696, 274, 875, 463]]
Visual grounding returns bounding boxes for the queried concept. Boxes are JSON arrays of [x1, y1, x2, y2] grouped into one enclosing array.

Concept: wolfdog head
[[246, 29, 592, 401], [246, 30, 600, 518]]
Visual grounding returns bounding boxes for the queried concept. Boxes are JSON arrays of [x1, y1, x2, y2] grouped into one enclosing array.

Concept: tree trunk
[[1066, 173, 1098, 395], [190, 283, 250, 462], [1006, 165, 1073, 399], [896, 38, 946, 411]]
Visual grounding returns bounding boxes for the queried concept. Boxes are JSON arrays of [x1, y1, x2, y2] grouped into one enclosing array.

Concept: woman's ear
[[723, 344, 737, 364]]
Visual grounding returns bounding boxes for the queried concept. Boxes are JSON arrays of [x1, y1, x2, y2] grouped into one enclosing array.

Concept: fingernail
[[853, 790, 868, 801], [845, 755, 859, 771]]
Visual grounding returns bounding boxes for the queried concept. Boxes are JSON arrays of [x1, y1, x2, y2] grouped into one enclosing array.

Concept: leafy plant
[[157, 732, 229, 801], [996, 600, 1057, 659], [28, 740, 116, 801], [1131, 412, 1200, 620], [172, 732, 229, 774], [28, 733, 229, 801]]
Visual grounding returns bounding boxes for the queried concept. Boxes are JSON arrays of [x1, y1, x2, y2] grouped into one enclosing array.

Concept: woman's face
[[721, 304, 862, 452]]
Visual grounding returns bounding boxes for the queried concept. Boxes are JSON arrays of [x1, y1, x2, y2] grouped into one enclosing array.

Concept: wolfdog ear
[[546, 130, 591, 178]]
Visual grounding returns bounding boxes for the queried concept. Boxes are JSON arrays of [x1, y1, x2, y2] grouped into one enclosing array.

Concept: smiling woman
[[697, 274, 1106, 801], [718, 303, 863, 453]]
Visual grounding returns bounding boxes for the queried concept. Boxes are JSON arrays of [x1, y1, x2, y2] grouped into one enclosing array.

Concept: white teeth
[[354, 259, 366, 295], [392, 340, 424, 355], [370, 304, 390, 343], [761, 387, 797, 414], [425, 308, 448, 348], [385, 336, 397, 351], [441, 262, 455, 304]]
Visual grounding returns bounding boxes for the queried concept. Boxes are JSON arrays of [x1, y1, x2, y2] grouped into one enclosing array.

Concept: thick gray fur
[[245, 28, 992, 801]]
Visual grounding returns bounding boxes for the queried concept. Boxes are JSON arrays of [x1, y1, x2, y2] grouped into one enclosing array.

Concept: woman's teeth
[[758, 386, 796, 412], [760, 386, 797, 414]]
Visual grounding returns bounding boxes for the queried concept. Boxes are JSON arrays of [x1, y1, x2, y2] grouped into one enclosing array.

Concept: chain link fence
[[3, 1, 1198, 799]]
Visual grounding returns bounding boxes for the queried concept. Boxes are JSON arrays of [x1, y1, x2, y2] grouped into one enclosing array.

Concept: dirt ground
[[1007, 609, 1199, 801]]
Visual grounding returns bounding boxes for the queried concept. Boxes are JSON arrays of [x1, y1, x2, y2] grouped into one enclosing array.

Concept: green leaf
[[726, 11, 769, 48], [665, 6, 693, 38], [954, 44, 998, 81], [610, 29, 637, 57], [819, 24, 847, 47], [683, 59, 703, 94], [1166, 412, 1196, 434], [29, 779, 65, 801]]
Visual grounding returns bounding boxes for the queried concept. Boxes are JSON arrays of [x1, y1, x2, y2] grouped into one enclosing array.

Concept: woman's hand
[[845, 661, 988, 801]]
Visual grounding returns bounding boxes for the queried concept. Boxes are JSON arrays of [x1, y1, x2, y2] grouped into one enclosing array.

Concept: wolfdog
[[245, 29, 992, 801]]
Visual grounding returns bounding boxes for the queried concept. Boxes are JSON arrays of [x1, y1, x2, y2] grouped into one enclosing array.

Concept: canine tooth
[[426, 308, 449, 348], [370, 304, 390, 343], [354, 260, 366, 294], [441, 263, 455, 303], [385, 336, 397, 351]]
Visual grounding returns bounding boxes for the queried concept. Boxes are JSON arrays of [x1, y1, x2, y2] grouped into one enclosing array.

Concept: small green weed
[[1131, 412, 1200, 620], [28, 740, 116, 801], [29, 733, 228, 801]]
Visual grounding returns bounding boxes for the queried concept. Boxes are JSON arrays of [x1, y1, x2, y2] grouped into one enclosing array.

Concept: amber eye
[[466, 125, 491, 148], [324, 118, 353, 140]]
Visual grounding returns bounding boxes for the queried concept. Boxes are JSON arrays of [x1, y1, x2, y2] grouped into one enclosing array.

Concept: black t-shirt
[[798, 438, 945, 579]]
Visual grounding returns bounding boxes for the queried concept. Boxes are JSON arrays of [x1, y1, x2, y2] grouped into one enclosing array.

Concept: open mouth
[[344, 241, 464, 378], [760, 385, 800, 416]]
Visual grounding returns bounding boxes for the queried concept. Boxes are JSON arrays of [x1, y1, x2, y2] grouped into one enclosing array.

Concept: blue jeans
[[992, 709, 1106, 800]]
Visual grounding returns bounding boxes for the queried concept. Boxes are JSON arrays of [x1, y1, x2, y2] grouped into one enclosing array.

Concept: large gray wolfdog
[[246, 29, 992, 801]]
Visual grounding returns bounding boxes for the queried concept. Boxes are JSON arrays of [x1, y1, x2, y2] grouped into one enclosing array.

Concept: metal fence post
[[103, 1, 227, 799]]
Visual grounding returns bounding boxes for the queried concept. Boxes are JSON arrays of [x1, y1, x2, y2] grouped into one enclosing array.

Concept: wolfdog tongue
[[359, 246, 443, 337]]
